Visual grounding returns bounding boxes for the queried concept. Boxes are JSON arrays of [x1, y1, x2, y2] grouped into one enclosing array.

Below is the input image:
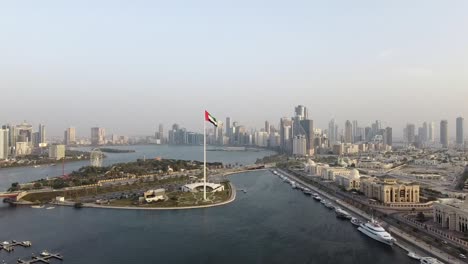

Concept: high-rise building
[[344, 120, 352, 143], [352, 120, 358, 142], [294, 105, 308, 120], [428, 121, 435, 142], [384, 127, 393, 146], [38, 124, 46, 145], [456, 117, 464, 146], [64, 127, 76, 145], [0, 128, 9, 160], [292, 135, 307, 156], [299, 119, 314, 155], [440, 120, 448, 148], [225, 117, 231, 139], [91, 127, 106, 145], [265, 121, 270, 134], [406, 124, 416, 144], [328, 119, 336, 146], [280, 117, 293, 153], [421, 122, 428, 143], [16, 122, 33, 143]]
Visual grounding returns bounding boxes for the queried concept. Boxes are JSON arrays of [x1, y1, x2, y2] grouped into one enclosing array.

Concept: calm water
[[0, 145, 275, 191], [0, 171, 412, 264]]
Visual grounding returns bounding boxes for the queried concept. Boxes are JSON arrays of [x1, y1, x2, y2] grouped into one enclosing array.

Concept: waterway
[[0, 145, 275, 191], [0, 170, 413, 264]]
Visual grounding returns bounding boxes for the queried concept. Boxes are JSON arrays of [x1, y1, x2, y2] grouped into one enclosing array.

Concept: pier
[[17, 253, 63, 263], [0, 241, 32, 252]]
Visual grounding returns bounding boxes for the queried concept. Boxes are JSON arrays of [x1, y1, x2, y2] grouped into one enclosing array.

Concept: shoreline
[[277, 168, 463, 264], [55, 181, 237, 211]]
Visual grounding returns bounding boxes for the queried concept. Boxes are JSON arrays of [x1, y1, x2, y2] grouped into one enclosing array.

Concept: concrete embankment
[[277, 169, 463, 264]]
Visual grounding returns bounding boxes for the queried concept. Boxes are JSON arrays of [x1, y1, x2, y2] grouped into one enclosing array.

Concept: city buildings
[[433, 198, 468, 233], [292, 135, 307, 156], [345, 120, 352, 143], [360, 178, 420, 205], [0, 128, 9, 160], [440, 120, 448, 148], [91, 127, 106, 146], [64, 127, 76, 146], [456, 117, 464, 147]]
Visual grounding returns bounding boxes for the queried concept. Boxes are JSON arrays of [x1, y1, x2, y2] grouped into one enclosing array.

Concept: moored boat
[[357, 218, 396, 246], [335, 208, 352, 219], [419, 257, 444, 264], [407, 252, 421, 260]]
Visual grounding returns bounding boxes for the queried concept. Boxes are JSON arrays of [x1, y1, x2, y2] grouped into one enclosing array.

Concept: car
[[459, 254, 467, 259], [442, 240, 448, 245]]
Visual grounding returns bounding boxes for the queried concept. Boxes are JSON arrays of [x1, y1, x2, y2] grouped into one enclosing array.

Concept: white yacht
[[335, 208, 352, 219], [407, 252, 421, 260], [357, 218, 396, 245], [419, 257, 444, 264]]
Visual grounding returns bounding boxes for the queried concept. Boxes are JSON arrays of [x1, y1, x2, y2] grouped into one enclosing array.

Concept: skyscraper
[[384, 127, 393, 146], [428, 121, 435, 142], [456, 117, 464, 146], [328, 119, 336, 146], [352, 120, 358, 142], [344, 120, 352, 143], [225, 117, 231, 138], [440, 120, 448, 148], [294, 105, 308, 120], [299, 119, 314, 155], [91, 127, 106, 146], [280, 117, 293, 153], [64, 127, 76, 145], [265, 121, 270, 134], [38, 124, 46, 145], [406, 124, 415, 144], [0, 128, 9, 160]]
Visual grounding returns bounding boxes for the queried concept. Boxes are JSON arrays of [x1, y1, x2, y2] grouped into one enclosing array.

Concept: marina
[[17, 252, 63, 264], [0, 241, 32, 253]]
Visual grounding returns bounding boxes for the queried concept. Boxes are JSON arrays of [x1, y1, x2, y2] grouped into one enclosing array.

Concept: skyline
[[1, 1, 468, 136]]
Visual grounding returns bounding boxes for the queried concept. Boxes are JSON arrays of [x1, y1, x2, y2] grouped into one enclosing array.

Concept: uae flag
[[205, 110, 218, 127]]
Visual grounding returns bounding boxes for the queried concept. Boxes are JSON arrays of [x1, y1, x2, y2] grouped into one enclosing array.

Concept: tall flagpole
[[203, 113, 207, 201]]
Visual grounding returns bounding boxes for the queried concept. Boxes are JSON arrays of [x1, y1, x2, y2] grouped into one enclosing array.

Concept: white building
[[334, 169, 361, 191], [49, 144, 66, 160], [0, 129, 8, 160], [433, 198, 468, 233], [144, 189, 166, 203], [182, 182, 225, 193], [255, 131, 269, 147], [293, 135, 307, 156]]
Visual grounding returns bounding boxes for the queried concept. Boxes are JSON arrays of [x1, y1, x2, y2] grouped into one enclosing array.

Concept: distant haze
[[1, 1, 467, 138]]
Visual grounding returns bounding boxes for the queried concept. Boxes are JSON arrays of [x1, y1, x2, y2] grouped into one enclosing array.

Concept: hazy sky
[[1, 1, 467, 138]]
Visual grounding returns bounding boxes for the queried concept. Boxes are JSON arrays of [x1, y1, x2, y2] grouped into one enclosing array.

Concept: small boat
[[324, 202, 335, 209], [33, 165, 40, 168], [313, 196, 322, 201], [46, 207, 55, 210], [40, 251, 50, 257], [320, 199, 327, 204], [335, 208, 352, 219], [420, 257, 444, 264], [31, 205, 45, 209], [303, 191, 312, 196], [350, 217, 363, 226], [407, 252, 421, 260], [21, 241, 32, 247]]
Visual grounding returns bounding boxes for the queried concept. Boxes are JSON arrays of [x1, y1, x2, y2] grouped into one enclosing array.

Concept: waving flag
[[205, 110, 218, 127]]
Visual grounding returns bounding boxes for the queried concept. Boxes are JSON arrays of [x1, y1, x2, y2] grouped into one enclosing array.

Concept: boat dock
[[0, 241, 32, 252], [17, 253, 63, 263]]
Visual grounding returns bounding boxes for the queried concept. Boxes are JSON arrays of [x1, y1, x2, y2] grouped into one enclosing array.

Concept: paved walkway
[[277, 169, 463, 264]]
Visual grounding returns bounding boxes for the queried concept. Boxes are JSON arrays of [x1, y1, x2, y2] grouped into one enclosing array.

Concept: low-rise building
[[144, 189, 166, 203], [433, 198, 468, 233], [334, 169, 361, 191], [360, 178, 420, 205]]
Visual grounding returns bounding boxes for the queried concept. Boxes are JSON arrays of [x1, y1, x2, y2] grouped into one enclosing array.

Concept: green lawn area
[[108, 182, 232, 208]]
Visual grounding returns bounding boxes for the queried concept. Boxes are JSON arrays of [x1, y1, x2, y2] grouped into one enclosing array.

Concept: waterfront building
[[345, 120, 352, 143], [433, 198, 468, 232], [440, 120, 448, 148], [334, 169, 361, 191], [49, 144, 66, 160], [0, 128, 9, 160], [292, 135, 307, 156], [15, 142, 32, 156], [360, 178, 420, 205], [91, 127, 106, 145], [254, 131, 269, 147], [456, 117, 464, 147]]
